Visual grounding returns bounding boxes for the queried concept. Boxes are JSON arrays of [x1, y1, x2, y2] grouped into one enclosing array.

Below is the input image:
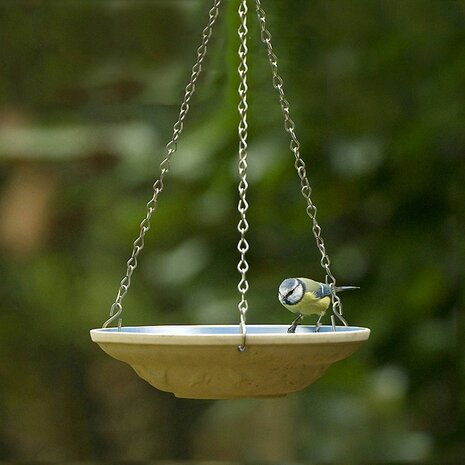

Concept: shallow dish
[[90, 325, 370, 399]]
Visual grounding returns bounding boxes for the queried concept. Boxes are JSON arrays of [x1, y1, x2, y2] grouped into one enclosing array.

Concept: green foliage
[[0, 0, 461, 461]]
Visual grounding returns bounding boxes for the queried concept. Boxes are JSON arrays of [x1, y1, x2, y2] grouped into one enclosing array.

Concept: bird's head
[[278, 278, 305, 306]]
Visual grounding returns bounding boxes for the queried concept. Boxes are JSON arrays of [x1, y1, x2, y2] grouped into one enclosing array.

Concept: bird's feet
[[313, 313, 324, 332], [287, 314, 303, 333]]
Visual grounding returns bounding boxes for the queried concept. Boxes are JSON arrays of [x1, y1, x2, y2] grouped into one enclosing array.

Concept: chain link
[[103, 0, 223, 329], [236, 0, 250, 351], [254, 0, 348, 327]]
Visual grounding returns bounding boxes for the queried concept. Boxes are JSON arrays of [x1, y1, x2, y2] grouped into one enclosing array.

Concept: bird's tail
[[334, 286, 360, 292]]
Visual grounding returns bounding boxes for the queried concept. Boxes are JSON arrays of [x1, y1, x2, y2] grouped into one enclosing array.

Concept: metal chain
[[254, 0, 348, 328], [103, 0, 223, 329], [236, 0, 250, 351]]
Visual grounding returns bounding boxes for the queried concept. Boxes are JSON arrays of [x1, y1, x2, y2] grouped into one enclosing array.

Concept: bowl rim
[[90, 324, 370, 346]]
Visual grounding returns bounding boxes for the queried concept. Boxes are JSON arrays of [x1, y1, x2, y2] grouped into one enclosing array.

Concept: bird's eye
[[285, 285, 303, 304]]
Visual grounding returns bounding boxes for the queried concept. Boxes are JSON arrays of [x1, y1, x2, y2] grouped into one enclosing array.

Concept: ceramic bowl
[[90, 325, 370, 399]]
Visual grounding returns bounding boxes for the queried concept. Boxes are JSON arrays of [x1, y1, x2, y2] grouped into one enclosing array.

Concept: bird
[[278, 278, 359, 333]]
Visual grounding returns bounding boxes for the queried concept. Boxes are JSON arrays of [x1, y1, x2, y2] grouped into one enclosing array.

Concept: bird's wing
[[314, 283, 332, 299]]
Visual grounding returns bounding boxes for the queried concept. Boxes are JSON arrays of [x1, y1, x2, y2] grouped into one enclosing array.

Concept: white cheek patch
[[287, 286, 304, 304]]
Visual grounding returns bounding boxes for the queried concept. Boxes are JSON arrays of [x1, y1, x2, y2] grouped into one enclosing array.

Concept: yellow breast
[[285, 292, 330, 316]]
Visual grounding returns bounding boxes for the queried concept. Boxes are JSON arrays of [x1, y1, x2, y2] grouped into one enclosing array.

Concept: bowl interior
[[93, 324, 367, 335]]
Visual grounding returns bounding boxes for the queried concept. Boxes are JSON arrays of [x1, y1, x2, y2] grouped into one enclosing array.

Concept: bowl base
[[174, 392, 287, 399]]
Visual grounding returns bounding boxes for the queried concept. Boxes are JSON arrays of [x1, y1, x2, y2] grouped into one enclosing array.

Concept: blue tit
[[278, 278, 359, 332]]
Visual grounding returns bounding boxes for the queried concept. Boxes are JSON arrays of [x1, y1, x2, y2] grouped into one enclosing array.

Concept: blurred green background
[[0, 0, 462, 462]]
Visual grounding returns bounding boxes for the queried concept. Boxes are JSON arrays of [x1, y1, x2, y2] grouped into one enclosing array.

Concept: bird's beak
[[334, 286, 360, 292]]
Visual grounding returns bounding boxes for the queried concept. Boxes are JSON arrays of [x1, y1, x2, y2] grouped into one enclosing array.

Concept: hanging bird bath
[[91, 325, 369, 399], [90, 0, 370, 399]]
